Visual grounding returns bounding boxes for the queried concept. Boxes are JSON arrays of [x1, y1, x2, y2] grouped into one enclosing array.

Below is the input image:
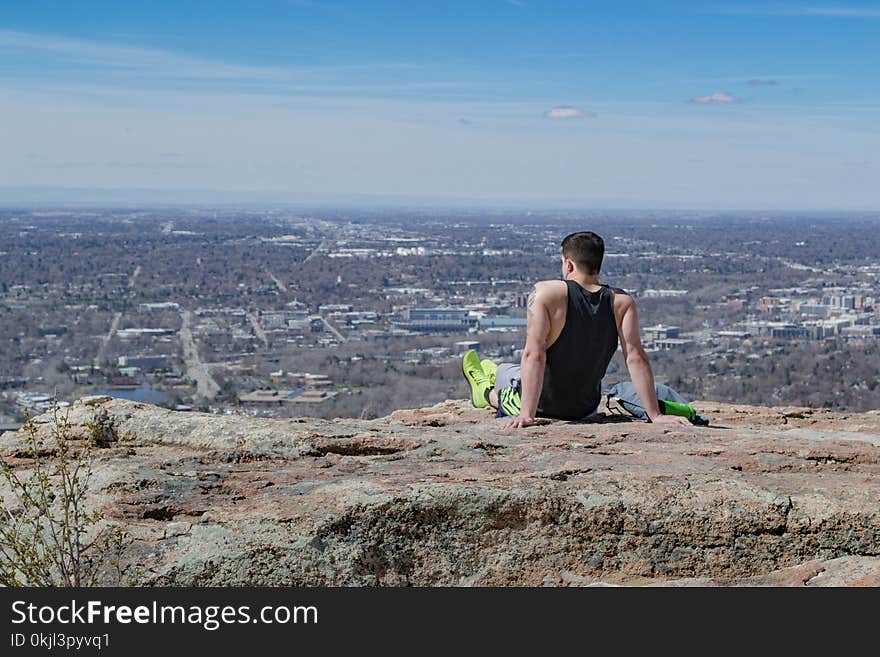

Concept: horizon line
[[0, 186, 878, 216]]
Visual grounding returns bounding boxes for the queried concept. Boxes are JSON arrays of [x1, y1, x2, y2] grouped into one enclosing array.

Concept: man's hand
[[500, 415, 535, 429], [649, 414, 692, 427]]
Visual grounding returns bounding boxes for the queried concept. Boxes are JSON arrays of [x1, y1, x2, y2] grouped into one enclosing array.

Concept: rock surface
[[2, 396, 879, 586]]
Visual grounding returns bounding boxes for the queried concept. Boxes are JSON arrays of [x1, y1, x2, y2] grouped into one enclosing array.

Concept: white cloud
[[543, 106, 594, 119], [689, 92, 741, 105], [797, 7, 880, 17]]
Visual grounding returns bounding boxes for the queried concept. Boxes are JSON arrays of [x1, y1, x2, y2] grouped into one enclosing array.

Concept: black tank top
[[537, 280, 619, 420]]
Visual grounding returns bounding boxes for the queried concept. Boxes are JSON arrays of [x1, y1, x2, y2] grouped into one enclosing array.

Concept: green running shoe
[[461, 350, 490, 408], [480, 358, 498, 389]]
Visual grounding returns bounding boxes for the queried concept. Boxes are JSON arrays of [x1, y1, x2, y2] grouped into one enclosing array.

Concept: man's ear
[[563, 257, 575, 278]]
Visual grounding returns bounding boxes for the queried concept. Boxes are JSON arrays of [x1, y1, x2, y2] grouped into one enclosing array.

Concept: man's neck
[[566, 273, 601, 290]]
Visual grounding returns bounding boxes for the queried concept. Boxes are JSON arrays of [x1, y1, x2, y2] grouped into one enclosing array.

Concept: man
[[462, 231, 691, 429]]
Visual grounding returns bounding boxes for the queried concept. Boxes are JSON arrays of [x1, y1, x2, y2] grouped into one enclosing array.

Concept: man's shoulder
[[610, 287, 635, 311], [533, 279, 567, 297]]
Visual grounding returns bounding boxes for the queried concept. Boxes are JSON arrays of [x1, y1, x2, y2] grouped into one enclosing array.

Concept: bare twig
[[0, 401, 132, 587]]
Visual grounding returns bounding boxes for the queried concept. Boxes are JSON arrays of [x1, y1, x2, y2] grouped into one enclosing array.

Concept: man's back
[[534, 279, 619, 419]]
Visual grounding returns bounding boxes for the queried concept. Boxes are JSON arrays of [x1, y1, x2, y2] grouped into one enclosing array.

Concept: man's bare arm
[[502, 284, 552, 428], [616, 295, 690, 426]]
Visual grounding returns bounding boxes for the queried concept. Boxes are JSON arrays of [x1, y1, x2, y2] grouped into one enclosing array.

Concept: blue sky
[[1, 1, 878, 209]]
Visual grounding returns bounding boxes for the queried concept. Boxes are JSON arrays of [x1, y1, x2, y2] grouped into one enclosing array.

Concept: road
[[320, 316, 346, 342], [93, 312, 121, 369], [128, 265, 142, 289], [246, 311, 269, 348], [179, 310, 220, 400], [267, 271, 288, 293], [303, 239, 328, 264], [780, 258, 824, 274]]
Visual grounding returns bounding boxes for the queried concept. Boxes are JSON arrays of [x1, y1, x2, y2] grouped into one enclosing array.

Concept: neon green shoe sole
[[480, 359, 498, 389], [461, 350, 490, 409]]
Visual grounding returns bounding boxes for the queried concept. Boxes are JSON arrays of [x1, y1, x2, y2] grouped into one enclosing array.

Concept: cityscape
[[2, 207, 880, 432]]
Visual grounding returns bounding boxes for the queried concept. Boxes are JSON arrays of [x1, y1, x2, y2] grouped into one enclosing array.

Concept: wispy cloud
[[796, 7, 880, 17], [718, 6, 880, 17], [0, 29, 419, 87], [0, 28, 529, 109], [747, 78, 780, 86], [0, 29, 280, 80], [505, 0, 527, 7], [543, 106, 594, 119], [689, 92, 742, 105]]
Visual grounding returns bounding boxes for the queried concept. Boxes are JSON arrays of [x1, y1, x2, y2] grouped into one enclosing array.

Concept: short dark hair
[[561, 231, 604, 275]]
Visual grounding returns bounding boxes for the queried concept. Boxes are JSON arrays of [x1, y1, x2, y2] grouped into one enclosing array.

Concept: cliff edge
[[3, 396, 879, 586]]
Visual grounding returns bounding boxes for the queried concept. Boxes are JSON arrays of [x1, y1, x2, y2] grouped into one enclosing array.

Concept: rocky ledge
[[2, 396, 879, 586]]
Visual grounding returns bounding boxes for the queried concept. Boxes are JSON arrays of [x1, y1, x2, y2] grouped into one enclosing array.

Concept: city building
[[261, 310, 309, 329], [641, 289, 688, 298], [406, 308, 477, 332], [769, 326, 816, 340], [798, 304, 833, 318], [716, 330, 752, 339], [318, 304, 353, 313], [454, 340, 480, 354], [117, 328, 176, 339], [118, 355, 169, 371], [477, 317, 527, 331], [239, 389, 306, 405], [651, 338, 694, 350], [138, 302, 180, 313], [643, 325, 681, 341]]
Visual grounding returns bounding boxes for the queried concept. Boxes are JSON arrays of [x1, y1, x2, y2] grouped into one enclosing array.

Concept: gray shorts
[[494, 362, 602, 420], [495, 363, 521, 391]]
